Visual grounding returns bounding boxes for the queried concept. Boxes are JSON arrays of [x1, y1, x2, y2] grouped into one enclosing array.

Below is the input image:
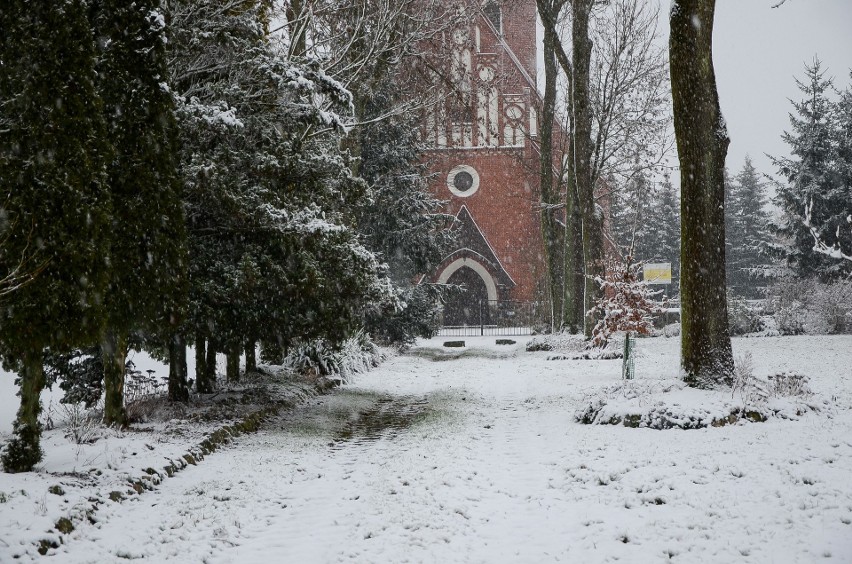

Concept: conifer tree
[[0, 1, 111, 471], [354, 85, 452, 345], [772, 59, 850, 280], [166, 0, 390, 375], [726, 156, 772, 297], [91, 0, 188, 424]]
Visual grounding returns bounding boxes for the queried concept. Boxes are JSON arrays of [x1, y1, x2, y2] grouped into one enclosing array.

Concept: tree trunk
[[102, 329, 128, 427], [570, 0, 603, 338], [226, 343, 240, 383], [205, 341, 218, 388], [286, 0, 307, 57], [539, 19, 564, 331], [168, 333, 189, 402], [195, 333, 213, 393], [669, 0, 734, 388], [1, 348, 46, 472], [563, 173, 586, 333], [245, 340, 257, 373]]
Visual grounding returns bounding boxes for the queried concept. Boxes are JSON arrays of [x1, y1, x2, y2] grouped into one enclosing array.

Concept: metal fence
[[437, 300, 544, 337]]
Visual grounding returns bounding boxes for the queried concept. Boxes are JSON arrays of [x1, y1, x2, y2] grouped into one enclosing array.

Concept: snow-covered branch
[[804, 199, 852, 263]]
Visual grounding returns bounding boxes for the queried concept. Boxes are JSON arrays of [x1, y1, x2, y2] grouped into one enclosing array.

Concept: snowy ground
[[2, 335, 852, 563]]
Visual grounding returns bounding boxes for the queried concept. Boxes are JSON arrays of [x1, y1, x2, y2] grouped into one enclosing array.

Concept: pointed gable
[[452, 205, 516, 289]]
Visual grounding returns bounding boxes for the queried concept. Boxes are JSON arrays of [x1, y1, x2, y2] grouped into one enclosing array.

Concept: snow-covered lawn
[[2, 335, 852, 563]]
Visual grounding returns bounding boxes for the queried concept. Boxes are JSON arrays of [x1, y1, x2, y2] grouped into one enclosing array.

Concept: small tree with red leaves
[[587, 256, 665, 348]]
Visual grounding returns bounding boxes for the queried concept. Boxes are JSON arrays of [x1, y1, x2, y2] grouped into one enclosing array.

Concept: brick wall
[[423, 0, 547, 305]]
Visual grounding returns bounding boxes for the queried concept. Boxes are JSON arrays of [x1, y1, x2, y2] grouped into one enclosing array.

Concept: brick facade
[[422, 0, 548, 317]]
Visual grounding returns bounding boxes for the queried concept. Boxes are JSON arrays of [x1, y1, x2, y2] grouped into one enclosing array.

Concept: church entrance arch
[[437, 257, 497, 326]]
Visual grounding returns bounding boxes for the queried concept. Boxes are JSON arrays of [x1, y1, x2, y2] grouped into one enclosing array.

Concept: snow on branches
[[587, 256, 665, 347], [804, 199, 852, 263]]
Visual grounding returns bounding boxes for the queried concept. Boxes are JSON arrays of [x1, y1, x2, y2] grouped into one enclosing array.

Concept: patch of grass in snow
[[408, 346, 519, 362]]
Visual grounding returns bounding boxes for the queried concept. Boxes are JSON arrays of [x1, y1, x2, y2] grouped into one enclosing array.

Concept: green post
[[622, 332, 635, 380]]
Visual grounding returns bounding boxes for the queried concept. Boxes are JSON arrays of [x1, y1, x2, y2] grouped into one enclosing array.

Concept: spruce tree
[[726, 156, 772, 297], [772, 59, 850, 280], [355, 83, 452, 345], [0, 0, 110, 471], [91, 0, 188, 424]]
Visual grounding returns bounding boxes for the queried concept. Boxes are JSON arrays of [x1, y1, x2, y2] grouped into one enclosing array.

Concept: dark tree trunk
[[102, 329, 128, 427], [226, 343, 240, 383], [563, 174, 586, 333], [1, 348, 46, 472], [195, 333, 214, 394], [205, 341, 218, 388], [539, 15, 565, 331], [286, 0, 307, 57], [570, 0, 603, 338], [168, 334, 189, 402], [245, 340, 257, 373], [669, 0, 734, 388]]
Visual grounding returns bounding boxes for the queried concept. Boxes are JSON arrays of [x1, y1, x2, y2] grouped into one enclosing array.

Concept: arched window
[[483, 1, 501, 34]]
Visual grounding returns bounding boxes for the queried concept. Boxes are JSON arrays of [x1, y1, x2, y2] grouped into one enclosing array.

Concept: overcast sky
[[670, 1, 852, 183]]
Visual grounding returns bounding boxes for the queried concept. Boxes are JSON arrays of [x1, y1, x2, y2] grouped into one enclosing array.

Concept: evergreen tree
[[640, 179, 680, 296], [772, 59, 850, 280], [610, 175, 680, 296], [726, 156, 772, 297], [0, 1, 111, 471], [835, 72, 852, 242], [91, 0, 188, 424], [354, 84, 452, 346], [166, 0, 391, 379]]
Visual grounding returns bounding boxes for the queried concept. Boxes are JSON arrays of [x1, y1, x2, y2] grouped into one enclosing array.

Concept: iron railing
[[437, 300, 545, 337]]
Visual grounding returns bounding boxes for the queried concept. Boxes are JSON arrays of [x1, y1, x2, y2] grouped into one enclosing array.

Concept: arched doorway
[[443, 265, 492, 326]]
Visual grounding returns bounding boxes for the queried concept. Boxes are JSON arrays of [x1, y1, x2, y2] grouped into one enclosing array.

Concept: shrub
[[283, 330, 385, 381], [60, 403, 100, 445], [768, 278, 852, 335], [727, 294, 765, 336]]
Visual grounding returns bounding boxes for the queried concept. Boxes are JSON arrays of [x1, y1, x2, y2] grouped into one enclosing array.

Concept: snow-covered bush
[[727, 294, 765, 336], [768, 372, 812, 398], [59, 403, 101, 445], [526, 333, 586, 353], [768, 278, 852, 335], [767, 278, 810, 335], [807, 280, 852, 334], [732, 353, 769, 405], [587, 257, 664, 347], [659, 322, 680, 338], [283, 331, 386, 381]]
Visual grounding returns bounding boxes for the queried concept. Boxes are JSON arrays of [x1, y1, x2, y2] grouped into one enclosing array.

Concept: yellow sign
[[644, 263, 672, 284]]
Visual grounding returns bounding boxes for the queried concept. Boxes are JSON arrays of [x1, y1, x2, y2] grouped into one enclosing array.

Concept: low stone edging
[[35, 376, 340, 556]]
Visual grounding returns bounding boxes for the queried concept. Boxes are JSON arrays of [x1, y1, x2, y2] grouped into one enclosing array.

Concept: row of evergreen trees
[[611, 59, 852, 301], [0, 0, 449, 472]]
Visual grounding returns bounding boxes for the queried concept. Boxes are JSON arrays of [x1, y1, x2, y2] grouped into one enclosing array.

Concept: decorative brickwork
[[423, 0, 547, 317]]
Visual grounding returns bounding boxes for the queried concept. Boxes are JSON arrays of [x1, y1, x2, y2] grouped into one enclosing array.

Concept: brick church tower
[[421, 0, 547, 328]]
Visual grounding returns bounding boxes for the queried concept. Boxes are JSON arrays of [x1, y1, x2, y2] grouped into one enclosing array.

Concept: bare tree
[[537, 0, 672, 336], [669, 0, 734, 388], [588, 0, 672, 186]]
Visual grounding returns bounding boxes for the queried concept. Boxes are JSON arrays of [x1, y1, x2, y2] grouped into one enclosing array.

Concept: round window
[[505, 104, 523, 120], [447, 165, 480, 198], [454, 171, 474, 192]]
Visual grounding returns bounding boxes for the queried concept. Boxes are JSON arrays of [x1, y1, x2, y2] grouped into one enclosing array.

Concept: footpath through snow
[[3, 335, 852, 563]]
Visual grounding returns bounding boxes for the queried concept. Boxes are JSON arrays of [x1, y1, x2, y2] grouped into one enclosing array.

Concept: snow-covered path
[[52, 336, 852, 563]]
